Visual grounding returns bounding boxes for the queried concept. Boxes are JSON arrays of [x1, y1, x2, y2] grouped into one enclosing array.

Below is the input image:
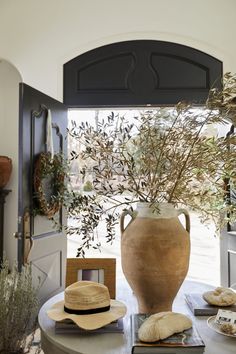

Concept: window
[[67, 108, 223, 286]]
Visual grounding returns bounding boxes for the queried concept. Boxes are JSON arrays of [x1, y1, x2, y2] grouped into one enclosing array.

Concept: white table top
[[38, 279, 236, 354]]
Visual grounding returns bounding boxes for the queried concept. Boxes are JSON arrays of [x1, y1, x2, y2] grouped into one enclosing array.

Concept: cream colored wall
[[0, 59, 22, 263], [0, 0, 236, 263], [0, 0, 236, 101]]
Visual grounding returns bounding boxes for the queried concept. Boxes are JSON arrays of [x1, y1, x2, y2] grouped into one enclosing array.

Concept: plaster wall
[[0, 0, 236, 101], [0, 59, 22, 263], [0, 0, 236, 263]]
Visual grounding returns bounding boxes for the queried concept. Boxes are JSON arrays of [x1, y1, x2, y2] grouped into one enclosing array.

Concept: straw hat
[[47, 281, 127, 330]]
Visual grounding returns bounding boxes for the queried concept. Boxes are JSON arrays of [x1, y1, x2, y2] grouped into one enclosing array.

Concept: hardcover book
[[55, 318, 124, 334], [131, 314, 205, 354], [185, 293, 236, 316]]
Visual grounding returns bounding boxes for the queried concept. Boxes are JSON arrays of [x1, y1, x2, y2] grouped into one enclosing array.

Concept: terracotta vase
[[0, 156, 12, 189], [120, 202, 190, 314]]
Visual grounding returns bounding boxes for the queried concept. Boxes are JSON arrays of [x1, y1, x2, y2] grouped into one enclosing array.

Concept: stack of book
[[185, 293, 236, 316], [130, 314, 205, 354], [55, 318, 124, 334]]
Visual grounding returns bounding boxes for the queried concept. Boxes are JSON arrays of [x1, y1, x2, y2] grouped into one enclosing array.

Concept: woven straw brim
[[47, 299, 127, 330]]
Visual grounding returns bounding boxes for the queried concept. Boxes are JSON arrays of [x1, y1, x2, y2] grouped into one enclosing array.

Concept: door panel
[[220, 125, 236, 290], [64, 40, 222, 107], [18, 83, 67, 303], [220, 229, 236, 290]]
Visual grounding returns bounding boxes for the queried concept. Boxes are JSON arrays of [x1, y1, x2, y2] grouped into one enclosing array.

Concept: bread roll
[[203, 287, 236, 306], [138, 311, 192, 342]]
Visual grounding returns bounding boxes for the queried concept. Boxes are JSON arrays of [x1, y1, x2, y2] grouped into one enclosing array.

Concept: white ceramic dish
[[207, 316, 236, 338]]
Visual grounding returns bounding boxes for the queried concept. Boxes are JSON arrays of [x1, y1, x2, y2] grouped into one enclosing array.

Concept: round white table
[[38, 279, 236, 354]]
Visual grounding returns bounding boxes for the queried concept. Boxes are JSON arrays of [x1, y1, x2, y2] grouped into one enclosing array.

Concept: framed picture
[[66, 258, 116, 298]]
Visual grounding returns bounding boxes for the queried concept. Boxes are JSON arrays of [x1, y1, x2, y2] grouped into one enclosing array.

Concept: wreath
[[34, 152, 65, 219]]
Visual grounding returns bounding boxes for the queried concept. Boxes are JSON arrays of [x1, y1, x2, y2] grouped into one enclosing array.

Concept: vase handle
[[177, 208, 190, 233], [120, 209, 135, 235]]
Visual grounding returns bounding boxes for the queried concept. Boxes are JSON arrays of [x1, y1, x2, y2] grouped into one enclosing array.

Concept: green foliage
[[33, 152, 69, 219], [66, 73, 236, 256], [83, 180, 93, 192], [0, 259, 40, 354]]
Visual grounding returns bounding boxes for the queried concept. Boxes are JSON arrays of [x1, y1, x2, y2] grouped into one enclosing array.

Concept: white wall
[[0, 59, 22, 263], [0, 0, 236, 101], [0, 0, 236, 263]]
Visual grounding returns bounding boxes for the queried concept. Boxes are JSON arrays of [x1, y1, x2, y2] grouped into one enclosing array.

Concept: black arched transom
[[63, 40, 222, 107]]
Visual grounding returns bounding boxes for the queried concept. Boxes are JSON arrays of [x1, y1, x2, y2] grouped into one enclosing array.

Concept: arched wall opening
[[63, 40, 223, 285], [0, 59, 22, 264]]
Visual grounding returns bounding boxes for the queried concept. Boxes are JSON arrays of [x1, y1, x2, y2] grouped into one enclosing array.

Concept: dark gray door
[[220, 227, 236, 290], [18, 83, 67, 303], [220, 125, 236, 290]]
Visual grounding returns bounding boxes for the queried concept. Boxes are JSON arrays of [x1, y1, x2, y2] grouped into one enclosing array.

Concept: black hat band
[[64, 304, 110, 315]]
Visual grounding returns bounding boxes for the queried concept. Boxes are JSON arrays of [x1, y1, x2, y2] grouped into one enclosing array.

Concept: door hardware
[[23, 209, 33, 264], [13, 232, 22, 240]]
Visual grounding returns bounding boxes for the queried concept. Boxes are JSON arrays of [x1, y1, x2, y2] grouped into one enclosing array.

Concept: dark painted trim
[[64, 40, 222, 107]]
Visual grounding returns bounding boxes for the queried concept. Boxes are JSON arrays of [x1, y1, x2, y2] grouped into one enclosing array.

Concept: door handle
[[23, 209, 33, 265], [13, 232, 22, 239]]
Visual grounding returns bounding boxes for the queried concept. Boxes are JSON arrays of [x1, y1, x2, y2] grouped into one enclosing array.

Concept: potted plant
[[66, 73, 236, 312], [0, 258, 40, 354], [0, 156, 12, 189]]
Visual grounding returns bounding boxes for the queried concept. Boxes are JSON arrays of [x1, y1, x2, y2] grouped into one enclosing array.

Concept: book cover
[[131, 313, 205, 354], [185, 293, 236, 316], [55, 318, 124, 334]]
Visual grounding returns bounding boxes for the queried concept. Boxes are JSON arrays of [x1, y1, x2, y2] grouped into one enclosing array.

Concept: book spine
[[194, 310, 215, 316]]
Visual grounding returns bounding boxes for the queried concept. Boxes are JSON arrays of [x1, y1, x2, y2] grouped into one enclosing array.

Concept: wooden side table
[[0, 189, 11, 264]]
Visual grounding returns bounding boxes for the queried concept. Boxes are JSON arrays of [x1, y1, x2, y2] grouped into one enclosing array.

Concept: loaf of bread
[[203, 287, 236, 306], [138, 311, 192, 342], [220, 323, 236, 335]]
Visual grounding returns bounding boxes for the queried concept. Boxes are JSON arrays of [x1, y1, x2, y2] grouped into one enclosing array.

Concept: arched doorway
[[63, 40, 223, 286], [0, 59, 22, 265]]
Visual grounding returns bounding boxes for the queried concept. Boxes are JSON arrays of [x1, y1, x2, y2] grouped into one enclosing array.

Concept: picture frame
[[66, 258, 116, 298]]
